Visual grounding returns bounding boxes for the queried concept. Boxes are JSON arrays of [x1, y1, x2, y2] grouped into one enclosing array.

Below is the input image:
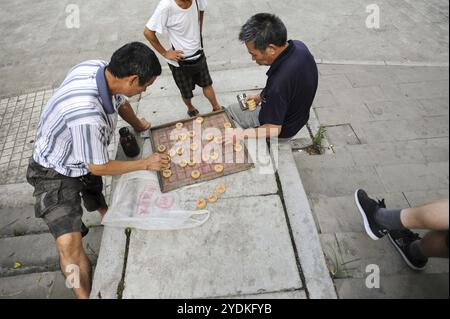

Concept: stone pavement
[[1, 0, 448, 97], [0, 0, 449, 299], [90, 67, 334, 299], [294, 64, 449, 298]]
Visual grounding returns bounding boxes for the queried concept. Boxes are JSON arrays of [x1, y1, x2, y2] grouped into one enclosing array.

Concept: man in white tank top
[[144, 0, 222, 117]]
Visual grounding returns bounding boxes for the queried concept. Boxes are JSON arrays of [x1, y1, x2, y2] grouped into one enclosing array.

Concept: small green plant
[[313, 125, 327, 149]]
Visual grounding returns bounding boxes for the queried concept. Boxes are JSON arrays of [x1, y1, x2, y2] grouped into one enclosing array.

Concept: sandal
[[187, 108, 200, 118]]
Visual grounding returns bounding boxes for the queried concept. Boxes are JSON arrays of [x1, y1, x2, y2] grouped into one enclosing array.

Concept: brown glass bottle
[[119, 127, 140, 158]]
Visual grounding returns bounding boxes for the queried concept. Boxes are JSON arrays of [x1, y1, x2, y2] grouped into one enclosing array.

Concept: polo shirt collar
[[266, 40, 295, 77], [96, 66, 115, 115]]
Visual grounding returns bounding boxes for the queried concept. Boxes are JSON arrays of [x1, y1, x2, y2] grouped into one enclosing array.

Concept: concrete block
[[315, 103, 374, 126], [0, 183, 35, 208], [351, 120, 419, 144], [311, 192, 409, 234], [297, 166, 386, 197], [325, 124, 361, 147], [333, 142, 427, 167], [0, 272, 55, 299], [403, 189, 450, 208], [344, 70, 398, 88], [418, 98, 449, 116], [406, 138, 449, 164], [0, 227, 103, 272], [399, 80, 449, 99], [90, 227, 128, 300], [365, 99, 425, 120], [375, 162, 449, 192], [313, 90, 338, 108], [276, 143, 337, 299], [294, 152, 355, 170], [0, 206, 48, 238], [122, 196, 302, 299]]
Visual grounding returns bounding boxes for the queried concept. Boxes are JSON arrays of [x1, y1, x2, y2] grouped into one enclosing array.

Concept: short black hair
[[108, 42, 162, 86], [239, 13, 287, 51]]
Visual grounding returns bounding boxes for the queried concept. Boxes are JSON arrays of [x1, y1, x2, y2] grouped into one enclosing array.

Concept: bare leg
[[418, 231, 449, 258], [98, 207, 107, 223], [401, 199, 449, 230], [182, 97, 198, 114], [202, 85, 221, 111], [56, 232, 91, 299]]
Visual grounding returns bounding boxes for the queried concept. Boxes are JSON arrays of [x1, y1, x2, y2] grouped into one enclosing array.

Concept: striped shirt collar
[[96, 66, 115, 115]]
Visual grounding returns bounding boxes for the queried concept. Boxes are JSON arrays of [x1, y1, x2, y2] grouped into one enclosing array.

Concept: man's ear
[[266, 44, 277, 56], [128, 75, 140, 87]]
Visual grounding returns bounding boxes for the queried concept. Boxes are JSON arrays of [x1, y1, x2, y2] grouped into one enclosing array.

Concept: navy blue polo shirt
[[259, 40, 318, 138]]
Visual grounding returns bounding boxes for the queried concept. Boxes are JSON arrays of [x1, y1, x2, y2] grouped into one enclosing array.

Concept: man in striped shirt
[[26, 42, 170, 299]]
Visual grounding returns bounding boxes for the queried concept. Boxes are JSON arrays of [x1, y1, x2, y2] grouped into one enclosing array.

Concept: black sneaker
[[354, 189, 388, 240], [388, 230, 428, 271]]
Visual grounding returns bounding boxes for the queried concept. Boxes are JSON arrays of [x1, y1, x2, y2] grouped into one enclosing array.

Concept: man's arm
[[143, 27, 184, 61], [118, 101, 149, 133], [88, 154, 170, 177], [199, 11, 204, 34]]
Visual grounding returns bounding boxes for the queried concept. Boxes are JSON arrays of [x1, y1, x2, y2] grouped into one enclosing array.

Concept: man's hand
[[134, 118, 151, 133], [245, 94, 261, 106], [163, 50, 185, 62], [143, 153, 170, 171]]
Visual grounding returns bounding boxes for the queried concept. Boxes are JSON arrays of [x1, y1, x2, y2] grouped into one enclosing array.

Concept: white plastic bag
[[102, 171, 210, 231]]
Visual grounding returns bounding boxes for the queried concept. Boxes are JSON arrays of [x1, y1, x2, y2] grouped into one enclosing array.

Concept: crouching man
[[26, 42, 169, 298]]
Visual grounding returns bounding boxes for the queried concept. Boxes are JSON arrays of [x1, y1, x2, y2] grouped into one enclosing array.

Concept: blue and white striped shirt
[[33, 60, 127, 177]]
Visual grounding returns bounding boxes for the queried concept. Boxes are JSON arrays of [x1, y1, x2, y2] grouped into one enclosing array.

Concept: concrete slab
[[324, 124, 362, 147], [90, 227, 128, 299], [335, 232, 449, 279], [121, 195, 301, 299], [296, 165, 386, 197], [315, 103, 374, 126], [335, 274, 449, 299], [0, 206, 48, 238], [0, 183, 34, 208], [375, 162, 449, 193], [276, 142, 337, 299], [310, 192, 409, 234], [333, 142, 428, 167], [403, 189, 450, 208], [0, 272, 55, 299], [0, 227, 103, 274]]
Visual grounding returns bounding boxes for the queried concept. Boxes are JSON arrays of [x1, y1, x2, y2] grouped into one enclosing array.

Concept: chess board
[[149, 110, 254, 193]]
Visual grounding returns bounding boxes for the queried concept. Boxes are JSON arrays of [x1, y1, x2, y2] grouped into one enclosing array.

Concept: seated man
[[226, 13, 318, 141], [26, 42, 170, 298]]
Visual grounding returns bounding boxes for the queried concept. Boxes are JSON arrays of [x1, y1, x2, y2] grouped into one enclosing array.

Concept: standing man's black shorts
[[26, 159, 107, 239], [168, 56, 213, 99]]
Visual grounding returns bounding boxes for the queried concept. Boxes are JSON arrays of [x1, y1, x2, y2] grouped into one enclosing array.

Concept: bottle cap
[[119, 127, 130, 137]]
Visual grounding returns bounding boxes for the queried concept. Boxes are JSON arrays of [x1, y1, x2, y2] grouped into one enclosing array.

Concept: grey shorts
[[226, 103, 261, 129], [26, 159, 107, 239]]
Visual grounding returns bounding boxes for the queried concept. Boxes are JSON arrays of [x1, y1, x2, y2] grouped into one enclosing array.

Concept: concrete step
[[0, 271, 75, 299], [0, 206, 48, 238], [0, 227, 103, 277]]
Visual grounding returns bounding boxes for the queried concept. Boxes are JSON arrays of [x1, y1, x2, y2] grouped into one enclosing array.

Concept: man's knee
[[56, 232, 84, 259]]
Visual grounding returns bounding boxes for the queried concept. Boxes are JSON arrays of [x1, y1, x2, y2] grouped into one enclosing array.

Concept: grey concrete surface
[[0, 0, 448, 300], [295, 64, 449, 299], [0, 0, 448, 97], [122, 196, 302, 299]]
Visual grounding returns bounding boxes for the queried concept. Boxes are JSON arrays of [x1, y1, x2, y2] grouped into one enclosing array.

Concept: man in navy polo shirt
[[226, 13, 318, 140]]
